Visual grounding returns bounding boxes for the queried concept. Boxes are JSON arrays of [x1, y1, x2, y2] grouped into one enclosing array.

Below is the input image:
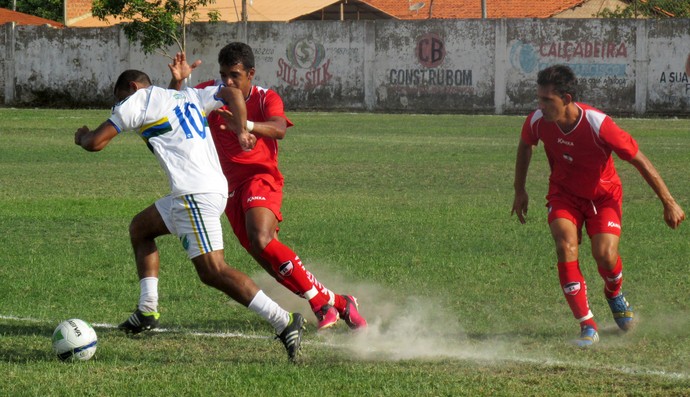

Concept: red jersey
[[196, 80, 293, 191], [521, 103, 639, 200]]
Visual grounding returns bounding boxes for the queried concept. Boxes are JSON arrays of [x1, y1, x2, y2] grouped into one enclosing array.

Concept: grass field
[[0, 108, 688, 396]]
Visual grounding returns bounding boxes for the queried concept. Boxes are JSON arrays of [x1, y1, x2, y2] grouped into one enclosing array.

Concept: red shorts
[[546, 184, 623, 237], [226, 174, 284, 250]]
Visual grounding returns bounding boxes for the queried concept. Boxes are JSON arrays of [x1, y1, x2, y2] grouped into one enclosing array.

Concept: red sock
[[598, 256, 623, 299], [291, 256, 346, 312], [260, 239, 331, 310], [332, 295, 346, 312], [558, 261, 596, 330]]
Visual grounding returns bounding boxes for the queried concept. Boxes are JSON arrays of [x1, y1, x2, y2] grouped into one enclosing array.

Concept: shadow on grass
[[0, 323, 54, 362], [0, 323, 52, 337], [171, 318, 274, 336], [0, 347, 52, 362]]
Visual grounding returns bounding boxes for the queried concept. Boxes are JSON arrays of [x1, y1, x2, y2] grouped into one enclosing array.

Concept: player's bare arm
[[214, 112, 287, 141], [512, 139, 533, 224], [249, 116, 288, 140], [628, 150, 685, 229], [215, 109, 256, 151], [217, 86, 247, 131], [168, 52, 202, 90], [214, 85, 255, 151], [74, 121, 119, 152]]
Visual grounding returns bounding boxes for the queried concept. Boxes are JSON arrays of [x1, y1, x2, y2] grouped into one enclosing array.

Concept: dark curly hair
[[113, 69, 151, 96], [218, 42, 255, 70], [537, 65, 578, 101]]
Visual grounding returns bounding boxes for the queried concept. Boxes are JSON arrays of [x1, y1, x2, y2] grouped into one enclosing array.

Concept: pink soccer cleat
[[315, 305, 339, 330], [339, 295, 367, 330]]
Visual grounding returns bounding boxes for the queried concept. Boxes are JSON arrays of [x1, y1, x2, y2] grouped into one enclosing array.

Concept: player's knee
[[592, 246, 618, 268], [129, 208, 163, 241], [248, 232, 274, 256], [193, 256, 225, 287], [196, 266, 222, 288], [554, 239, 578, 259], [129, 215, 146, 241]]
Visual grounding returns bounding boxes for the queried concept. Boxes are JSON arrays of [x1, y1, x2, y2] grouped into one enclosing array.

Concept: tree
[[0, 0, 63, 22], [91, 0, 220, 58], [597, 0, 690, 18]]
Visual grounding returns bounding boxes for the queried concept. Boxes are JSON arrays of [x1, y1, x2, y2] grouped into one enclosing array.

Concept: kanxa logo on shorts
[[279, 260, 294, 277], [607, 221, 621, 229]]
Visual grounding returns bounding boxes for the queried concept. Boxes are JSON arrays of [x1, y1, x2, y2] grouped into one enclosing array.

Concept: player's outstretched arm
[[216, 86, 247, 133], [512, 139, 533, 224], [629, 150, 685, 229], [74, 121, 119, 152], [247, 116, 288, 140], [215, 86, 255, 151], [168, 52, 202, 90]]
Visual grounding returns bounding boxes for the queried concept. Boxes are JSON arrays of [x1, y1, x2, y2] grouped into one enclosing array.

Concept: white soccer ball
[[52, 319, 98, 361]]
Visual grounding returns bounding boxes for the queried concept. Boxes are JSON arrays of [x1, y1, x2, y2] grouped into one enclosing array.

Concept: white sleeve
[[186, 86, 226, 115], [108, 90, 149, 133]]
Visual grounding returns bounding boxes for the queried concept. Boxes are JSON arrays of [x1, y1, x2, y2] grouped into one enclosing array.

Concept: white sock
[[138, 277, 159, 313], [248, 290, 290, 333]]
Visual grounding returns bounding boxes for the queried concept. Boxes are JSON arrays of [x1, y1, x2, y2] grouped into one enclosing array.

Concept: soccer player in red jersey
[[511, 65, 685, 347], [168, 43, 366, 331]]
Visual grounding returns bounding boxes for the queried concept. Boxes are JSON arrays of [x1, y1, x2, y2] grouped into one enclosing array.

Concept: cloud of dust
[[251, 261, 513, 362], [252, 264, 690, 379]]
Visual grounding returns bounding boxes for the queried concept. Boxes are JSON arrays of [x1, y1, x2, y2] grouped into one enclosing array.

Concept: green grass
[[0, 109, 688, 396]]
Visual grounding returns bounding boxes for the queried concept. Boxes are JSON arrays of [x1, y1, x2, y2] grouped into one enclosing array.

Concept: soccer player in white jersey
[[511, 65, 685, 347], [74, 69, 304, 361]]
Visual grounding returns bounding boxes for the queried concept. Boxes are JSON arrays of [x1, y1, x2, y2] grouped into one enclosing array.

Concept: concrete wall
[[2, 19, 690, 115]]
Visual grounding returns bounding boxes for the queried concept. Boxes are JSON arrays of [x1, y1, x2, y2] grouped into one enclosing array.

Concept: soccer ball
[[51, 319, 98, 361]]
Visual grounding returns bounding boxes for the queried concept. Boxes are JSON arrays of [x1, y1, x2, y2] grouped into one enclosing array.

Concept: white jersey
[[108, 86, 228, 197]]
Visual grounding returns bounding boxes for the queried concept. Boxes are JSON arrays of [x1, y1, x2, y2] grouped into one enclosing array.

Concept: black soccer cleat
[[276, 312, 305, 362], [118, 308, 160, 335]]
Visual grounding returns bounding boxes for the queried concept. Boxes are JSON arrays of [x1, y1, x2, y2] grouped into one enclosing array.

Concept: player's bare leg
[[192, 250, 258, 305], [192, 250, 304, 361], [119, 204, 169, 334], [130, 204, 168, 279]]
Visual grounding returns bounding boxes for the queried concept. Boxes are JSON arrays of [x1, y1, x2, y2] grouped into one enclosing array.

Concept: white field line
[[3, 314, 688, 380]]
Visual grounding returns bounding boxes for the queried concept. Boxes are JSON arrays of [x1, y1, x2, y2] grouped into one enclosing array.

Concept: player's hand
[[168, 52, 201, 82], [214, 109, 255, 151], [511, 190, 529, 224], [237, 130, 256, 152], [214, 108, 235, 127], [214, 109, 245, 138], [74, 126, 90, 146], [663, 201, 685, 229]]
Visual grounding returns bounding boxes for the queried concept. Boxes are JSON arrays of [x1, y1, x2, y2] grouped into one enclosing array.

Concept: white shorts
[[155, 193, 227, 259]]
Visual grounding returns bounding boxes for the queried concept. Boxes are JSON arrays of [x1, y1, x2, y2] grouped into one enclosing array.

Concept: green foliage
[[0, 0, 63, 22], [597, 0, 690, 18], [91, 0, 220, 56]]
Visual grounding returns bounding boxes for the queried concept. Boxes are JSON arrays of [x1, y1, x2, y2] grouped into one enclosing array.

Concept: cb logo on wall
[[417, 33, 445, 68], [277, 37, 332, 88]]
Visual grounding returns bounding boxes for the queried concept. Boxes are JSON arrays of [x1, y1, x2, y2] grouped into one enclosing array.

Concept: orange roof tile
[[0, 8, 64, 27], [66, 0, 596, 27], [365, 0, 587, 19], [69, 0, 342, 27]]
